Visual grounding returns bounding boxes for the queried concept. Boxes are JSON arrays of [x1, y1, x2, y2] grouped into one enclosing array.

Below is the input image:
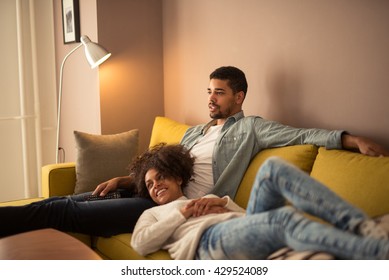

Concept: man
[[95, 66, 388, 200]]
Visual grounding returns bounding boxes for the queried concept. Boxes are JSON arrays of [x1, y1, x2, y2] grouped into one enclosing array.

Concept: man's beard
[[210, 111, 222, 119], [209, 103, 221, 119], [209, 107, 232, 120]]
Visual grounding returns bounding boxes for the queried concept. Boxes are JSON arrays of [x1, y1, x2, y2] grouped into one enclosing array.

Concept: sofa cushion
[[94, 234, 171, 260], [235, 145, 319, 208], [267, 247, 334, 260], [74, 130, 139, 194], [310, 147, 389, 217], [0, 197, 44, 206], [149, 116, 190, 147]]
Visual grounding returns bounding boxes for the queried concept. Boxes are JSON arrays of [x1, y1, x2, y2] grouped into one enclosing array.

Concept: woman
[[0, 142, 226, 238], [131, 144, 389, 260]]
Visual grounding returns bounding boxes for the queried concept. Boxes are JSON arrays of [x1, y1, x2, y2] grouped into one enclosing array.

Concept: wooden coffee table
[[0, 228, 101, 260]]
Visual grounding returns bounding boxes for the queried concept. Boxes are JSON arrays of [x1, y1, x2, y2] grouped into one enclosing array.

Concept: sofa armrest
[[41, 162, 76, 197]]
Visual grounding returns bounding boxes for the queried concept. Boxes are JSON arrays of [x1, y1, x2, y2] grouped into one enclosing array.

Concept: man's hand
[[342, 134, 389, 157], [92, 175, 133, 196], [181, 197, 229, 218]]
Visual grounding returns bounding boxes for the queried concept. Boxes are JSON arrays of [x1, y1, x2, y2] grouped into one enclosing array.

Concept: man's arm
[[341, 134, 389, 157], [253, 118, 388, 156]]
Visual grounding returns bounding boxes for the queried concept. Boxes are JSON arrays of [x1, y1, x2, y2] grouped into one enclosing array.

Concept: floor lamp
[[56, 35, 111, 163]]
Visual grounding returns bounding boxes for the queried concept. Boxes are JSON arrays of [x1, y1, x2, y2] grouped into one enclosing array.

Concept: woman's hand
[[92, 175, 134, 196], [180, 197, 229, 218]]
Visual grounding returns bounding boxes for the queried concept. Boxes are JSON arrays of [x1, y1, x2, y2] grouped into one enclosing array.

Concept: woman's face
[[145, 168, 184, 205]]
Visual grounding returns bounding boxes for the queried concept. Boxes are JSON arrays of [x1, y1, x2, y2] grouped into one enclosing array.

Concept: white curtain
[[0, 0, 56, 201]]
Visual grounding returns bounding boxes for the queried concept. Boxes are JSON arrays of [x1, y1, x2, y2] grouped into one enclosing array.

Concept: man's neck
[[216, 119, 226, 125]]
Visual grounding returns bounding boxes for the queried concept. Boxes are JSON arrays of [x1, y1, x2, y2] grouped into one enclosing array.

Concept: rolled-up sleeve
[[324, 130, 345, 150]]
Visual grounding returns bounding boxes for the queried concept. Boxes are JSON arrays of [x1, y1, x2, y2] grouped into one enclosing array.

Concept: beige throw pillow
[[73, 130, 139, 194]]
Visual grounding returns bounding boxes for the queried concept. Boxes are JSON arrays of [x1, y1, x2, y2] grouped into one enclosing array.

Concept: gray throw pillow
[[73, 129, 139, 194]]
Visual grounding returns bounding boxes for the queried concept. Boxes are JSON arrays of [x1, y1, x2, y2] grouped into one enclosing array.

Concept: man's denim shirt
[[180, 111, 344, 199]]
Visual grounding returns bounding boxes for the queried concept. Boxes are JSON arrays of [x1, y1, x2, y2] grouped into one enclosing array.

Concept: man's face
[[207, 79, 243, 123]]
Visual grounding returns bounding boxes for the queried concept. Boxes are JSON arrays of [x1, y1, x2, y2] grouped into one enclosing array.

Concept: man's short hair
[[210, 66, 248, 96]]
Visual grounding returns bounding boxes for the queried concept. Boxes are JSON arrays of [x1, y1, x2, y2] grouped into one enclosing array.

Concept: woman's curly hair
[[128, 143, 195, 199]]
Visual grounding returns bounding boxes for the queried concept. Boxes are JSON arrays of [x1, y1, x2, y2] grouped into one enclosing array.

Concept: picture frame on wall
[[61, 0, 80, 44]]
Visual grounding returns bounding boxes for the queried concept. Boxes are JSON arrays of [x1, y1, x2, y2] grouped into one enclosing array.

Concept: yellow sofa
[[2, 116, 389, 259]]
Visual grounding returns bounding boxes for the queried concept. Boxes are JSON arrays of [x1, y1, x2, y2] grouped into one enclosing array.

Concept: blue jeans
[[0, 189, 156, 237], [196, 157, 389, 260]]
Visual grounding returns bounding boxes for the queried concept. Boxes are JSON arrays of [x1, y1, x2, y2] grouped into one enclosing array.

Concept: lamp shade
[[81, 35, 111, 68]]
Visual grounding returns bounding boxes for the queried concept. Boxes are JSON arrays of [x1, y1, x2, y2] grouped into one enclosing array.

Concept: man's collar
[[222, 111, 245, 131], [228, 111, 245, 122], [201, 120, 218, 135]]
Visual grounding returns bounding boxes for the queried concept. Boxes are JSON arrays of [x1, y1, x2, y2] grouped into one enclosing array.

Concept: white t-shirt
[[184, 125, 222, 199]]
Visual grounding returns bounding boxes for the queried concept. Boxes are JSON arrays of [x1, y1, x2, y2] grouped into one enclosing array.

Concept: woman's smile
[[156, 187, 167, 198]]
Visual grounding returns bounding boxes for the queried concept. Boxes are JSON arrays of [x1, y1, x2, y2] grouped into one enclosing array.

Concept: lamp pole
[[56, 43, 83, 164]]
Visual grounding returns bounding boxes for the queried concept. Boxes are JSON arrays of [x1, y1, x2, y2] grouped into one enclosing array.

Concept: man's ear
[[235, 91, 245, 104]]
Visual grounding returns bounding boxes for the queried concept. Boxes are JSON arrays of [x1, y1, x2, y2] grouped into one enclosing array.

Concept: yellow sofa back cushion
[[235, 145, 319, 208], [149, 116, 190, 147], [310, 147, 389, 217]]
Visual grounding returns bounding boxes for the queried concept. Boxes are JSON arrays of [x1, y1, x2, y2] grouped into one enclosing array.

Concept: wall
[[55, 0, 389, 160], [53, 0, 102, 162], [97, 0, 164, 154], [53, 0, 164, 161], [163, 0, 389, 149]]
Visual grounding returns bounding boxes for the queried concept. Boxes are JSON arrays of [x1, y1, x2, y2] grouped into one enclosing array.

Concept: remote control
[[85, 192, 121, 201]]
